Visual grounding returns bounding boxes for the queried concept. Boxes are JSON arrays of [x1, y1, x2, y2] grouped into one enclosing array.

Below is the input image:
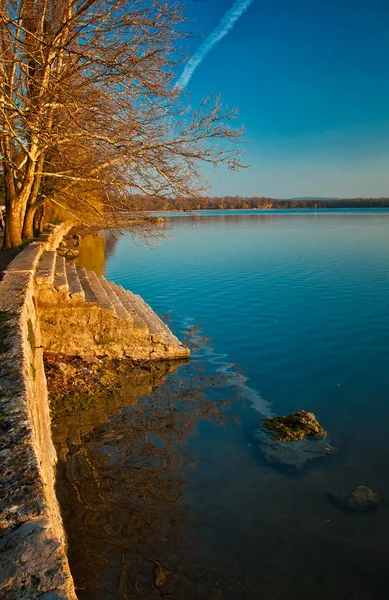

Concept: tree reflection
[[75, 233, 107, 276], [54, 330, 236, 599]]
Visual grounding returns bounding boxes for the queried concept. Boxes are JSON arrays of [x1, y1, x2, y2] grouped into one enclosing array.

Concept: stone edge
[[0, 223, 77, 599]]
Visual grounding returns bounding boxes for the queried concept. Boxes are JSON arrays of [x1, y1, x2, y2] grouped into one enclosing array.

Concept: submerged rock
[[254, 428, 333, 470], [262, 410, 326, 441], [329, 485, 379, 512]]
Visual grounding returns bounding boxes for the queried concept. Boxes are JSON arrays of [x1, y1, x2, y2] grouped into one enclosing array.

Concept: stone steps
[[53, 255, 68, 293], [127, 290, 173, 344], [85, 270, 115, 312], [111, 284, 149, 333], [35, 251, 56, 286], [98, 276, 131, 320], [134, 294, 182, 347], [66, 262, 85, 299], [34, 250, 188, 356], [74, 266, 93, 301]]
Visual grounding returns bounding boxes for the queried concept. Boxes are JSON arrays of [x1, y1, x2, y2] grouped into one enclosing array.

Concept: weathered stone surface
[[262, 410, 326, 441], [38, 299, 188, 360], [115, 286, 148, 332], [53, 256, 68, 293], [0, 521, 76, 599], [35, 251, 56, 286], [44, 223, 74, 252], [66, 262, 84, 299], [124, 289, 162, 338], [0, 231, 76, 598], [75, 265, 96, 301], [99, 276, 130, 319], [7, 243, 43, 274], [86, 269, 115, 311], [329, 485, 380, 512], [135, 292, 182, 346], [0, 272, 33, 313]]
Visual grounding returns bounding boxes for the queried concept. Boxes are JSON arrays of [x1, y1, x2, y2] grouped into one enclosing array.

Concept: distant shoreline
[[151, 206, 389, 212], [125, 196, 389, 213], [145, 207, 389, 217]]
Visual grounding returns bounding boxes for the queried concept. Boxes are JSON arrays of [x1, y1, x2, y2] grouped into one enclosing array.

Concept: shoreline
[[0, 225, 189, 599]]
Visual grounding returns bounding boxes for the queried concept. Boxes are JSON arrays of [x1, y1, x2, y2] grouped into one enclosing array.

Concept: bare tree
[[0, 0, 245, 248]]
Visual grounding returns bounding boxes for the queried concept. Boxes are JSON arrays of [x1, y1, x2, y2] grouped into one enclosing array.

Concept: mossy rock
[[262, 410, 326, 441], [57, 247, 80, 260]]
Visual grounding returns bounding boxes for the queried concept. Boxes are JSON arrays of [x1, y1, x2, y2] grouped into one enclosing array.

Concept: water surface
[[56, 212, 389, 599]]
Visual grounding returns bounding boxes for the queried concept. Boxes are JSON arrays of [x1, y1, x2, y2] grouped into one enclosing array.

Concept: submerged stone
[[262, 410, 326, 442], [329, 485, 379, 512], [254, 428, 333, 470]]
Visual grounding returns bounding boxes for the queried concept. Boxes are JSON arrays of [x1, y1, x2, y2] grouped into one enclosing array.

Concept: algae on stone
[[262, 410, 326, 442]]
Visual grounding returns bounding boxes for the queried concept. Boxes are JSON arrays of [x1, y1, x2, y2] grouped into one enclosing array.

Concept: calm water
[[56, 212, 389, 599]]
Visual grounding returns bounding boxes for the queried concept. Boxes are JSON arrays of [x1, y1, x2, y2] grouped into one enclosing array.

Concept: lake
[[54, 211, 389, 599]]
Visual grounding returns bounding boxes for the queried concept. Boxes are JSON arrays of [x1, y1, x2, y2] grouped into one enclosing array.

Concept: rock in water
[[254, 428, 333, 470], [329, 485, 379, 512], [262, 410, 326, 441]]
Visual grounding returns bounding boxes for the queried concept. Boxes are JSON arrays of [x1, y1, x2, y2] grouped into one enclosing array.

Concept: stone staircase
[[35, 251, 189, 360]]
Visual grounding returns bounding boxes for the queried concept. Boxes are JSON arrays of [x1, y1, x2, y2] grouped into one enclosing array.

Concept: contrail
[[175, 0, 255, 89]]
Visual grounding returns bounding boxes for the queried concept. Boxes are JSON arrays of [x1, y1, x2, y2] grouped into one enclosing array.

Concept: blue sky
[[178, 0, 389, 197]]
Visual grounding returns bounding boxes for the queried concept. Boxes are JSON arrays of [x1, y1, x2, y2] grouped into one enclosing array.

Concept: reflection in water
[[183, 318, 272, 418], [76, 234, 107, 276], [54, 331, 237, 599]]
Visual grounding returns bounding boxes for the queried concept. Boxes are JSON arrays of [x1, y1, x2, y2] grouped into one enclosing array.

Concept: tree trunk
[[22, 205, 36, 239], [38, 204, 46, 234], [4, 198, 23, 248]]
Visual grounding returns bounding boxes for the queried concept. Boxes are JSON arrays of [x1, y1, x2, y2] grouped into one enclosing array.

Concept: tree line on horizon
[[126, 195, 389, 211]]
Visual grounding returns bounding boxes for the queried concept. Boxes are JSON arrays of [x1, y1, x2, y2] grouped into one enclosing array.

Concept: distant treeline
[[130, 196, 389, 211]]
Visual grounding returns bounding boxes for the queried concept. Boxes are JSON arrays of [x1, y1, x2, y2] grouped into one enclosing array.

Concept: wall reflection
[[54, 349, 235, 599]]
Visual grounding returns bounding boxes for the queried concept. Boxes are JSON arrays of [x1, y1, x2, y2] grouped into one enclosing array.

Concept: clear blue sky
[[178, 0, 389, 198]]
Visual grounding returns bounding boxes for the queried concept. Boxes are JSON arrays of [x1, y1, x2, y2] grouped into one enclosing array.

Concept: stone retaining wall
[[0, 225, 77, 599]]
